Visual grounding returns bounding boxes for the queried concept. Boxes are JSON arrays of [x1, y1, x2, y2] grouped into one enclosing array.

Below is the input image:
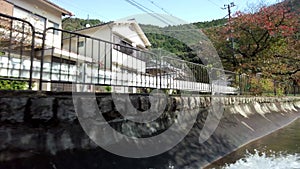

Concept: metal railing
[[0, 13, 257, 94], [0, 13, 35, 89]]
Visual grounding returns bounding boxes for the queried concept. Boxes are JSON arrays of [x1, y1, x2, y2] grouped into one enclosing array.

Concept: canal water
[[206, 118, 300, 169]]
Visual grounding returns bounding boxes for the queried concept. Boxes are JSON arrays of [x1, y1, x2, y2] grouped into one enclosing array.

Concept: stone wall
[[0, 90, 300, 168]]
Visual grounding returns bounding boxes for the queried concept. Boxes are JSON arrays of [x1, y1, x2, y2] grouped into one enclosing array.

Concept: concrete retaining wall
[[0, 90, 299, 168]]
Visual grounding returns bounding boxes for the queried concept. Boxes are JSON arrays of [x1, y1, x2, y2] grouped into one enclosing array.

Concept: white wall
[[111, 49, 146, 73], [8, 0, 62, 26], [112, 24, 146, 48], [62, 26, 112, 69], [7, 0, 64, 48], [79, 26, 112, 66]]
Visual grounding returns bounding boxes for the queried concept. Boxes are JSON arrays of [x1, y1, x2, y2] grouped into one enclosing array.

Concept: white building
[[0, 0, 154, 92], [63, 20, 151, 69], [0, 0, 72, 48], [0, 0, 73, 90], [61, 20, 152, 92]]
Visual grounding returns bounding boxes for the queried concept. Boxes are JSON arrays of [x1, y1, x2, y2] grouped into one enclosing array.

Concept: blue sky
[[50, 0, 280, 24]]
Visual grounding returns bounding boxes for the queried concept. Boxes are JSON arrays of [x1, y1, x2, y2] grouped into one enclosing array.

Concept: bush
[[249, 77, 275, 96], [104, 86, 111, 92], [0, 79, 28, 90]]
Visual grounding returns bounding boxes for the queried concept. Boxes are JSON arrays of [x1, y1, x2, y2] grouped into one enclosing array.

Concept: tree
[[62, 18, 102, 31], [205, 1, 299, 75], [0, 79, 28, 90], [260, 36, 300, 84], [206, 3, 299, 73], [202, 1, 300, 95]]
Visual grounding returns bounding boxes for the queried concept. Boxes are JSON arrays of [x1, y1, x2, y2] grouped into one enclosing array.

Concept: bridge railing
[[0, 13, 36, 89], [0, 13, 254, 94], [39, 27, 162, 92]]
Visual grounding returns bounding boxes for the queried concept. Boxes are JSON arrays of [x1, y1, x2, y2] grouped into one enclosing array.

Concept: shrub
[[104, 86, 111, 92], [0, 79, 28, 90], [249, 77, 275, 96]]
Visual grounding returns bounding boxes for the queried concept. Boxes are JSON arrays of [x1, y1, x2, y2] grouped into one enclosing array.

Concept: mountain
[[140, 18, 227, 64]]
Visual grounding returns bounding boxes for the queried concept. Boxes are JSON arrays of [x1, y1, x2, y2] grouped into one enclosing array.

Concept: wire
[[147, 0, 173, 16], [49, 0, 110, 21], [125, 0, 175, 26], [130, 0, 177, 25], [207, 0, 222, 8]]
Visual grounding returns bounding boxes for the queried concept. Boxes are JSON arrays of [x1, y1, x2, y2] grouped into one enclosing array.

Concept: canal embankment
[[0, 90, 299, 168]]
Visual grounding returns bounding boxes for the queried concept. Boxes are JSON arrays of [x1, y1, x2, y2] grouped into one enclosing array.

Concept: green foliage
[[141, 19, 229, 69], [193, 18, 227, 29], [276, 87, 284, 96], [62, 18, 102, 31], [204, 0, 300, 85], [286, 0, 300, 13], [249, 77, 261, 95], [260, 78, 275, 95], [145, 32, 199, 63], [104, 86, 111, 92], [249, 77, 276, 96], [0, 79, 27, 90]]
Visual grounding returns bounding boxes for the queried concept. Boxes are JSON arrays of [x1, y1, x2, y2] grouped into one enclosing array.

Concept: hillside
[[193, 18, 227, 29], [62, 18, 103, 31], [139, 18, 228, 64]]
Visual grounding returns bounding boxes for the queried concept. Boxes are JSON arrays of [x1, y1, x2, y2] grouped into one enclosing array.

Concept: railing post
[[39, 30, 47, 90], [28, 27, 35, 90], [210, 67, 213, 95], [273, 80, 277, 96], [239, 73, 242, 95], [155, 53, 158, 89], [160, 56, 162, 89], [7, 19, 13, 79]]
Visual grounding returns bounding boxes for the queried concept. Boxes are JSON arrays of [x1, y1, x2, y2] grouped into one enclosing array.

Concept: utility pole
[[222, 2, 236, 66], [222, 2, 236, 21]]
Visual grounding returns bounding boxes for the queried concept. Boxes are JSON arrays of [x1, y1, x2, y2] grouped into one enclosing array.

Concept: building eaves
[[114, 20, 151, 47], [41, 0, 73, 16]]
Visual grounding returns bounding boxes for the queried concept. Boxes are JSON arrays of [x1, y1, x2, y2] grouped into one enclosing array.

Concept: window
[[78, 41, 84, 47], [120, 40, 134, 55], [52, 56, 76, 65], [13, 7, 46, 33], [113, 35, 133, 55], [48, 20, 59, 35], [32, 14, 46, 32]]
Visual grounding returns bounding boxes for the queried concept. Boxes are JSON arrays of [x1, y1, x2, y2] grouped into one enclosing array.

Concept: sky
[[50, 0, 281, 25]]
